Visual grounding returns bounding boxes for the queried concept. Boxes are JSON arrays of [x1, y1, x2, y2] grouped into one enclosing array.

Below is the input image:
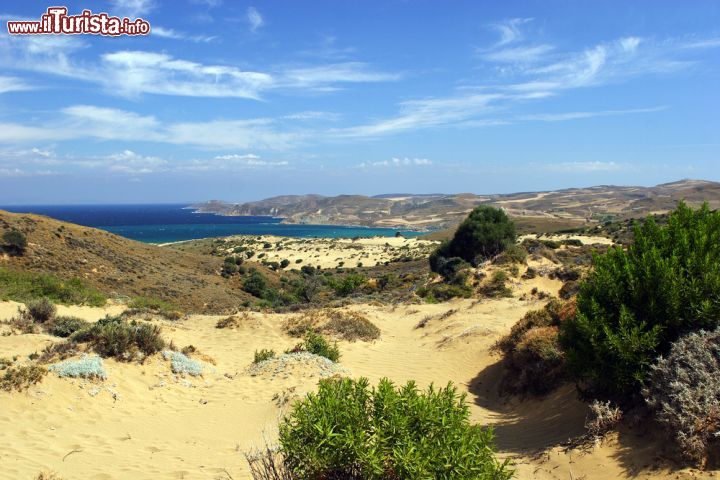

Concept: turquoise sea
[[0, 204, 425, 243]]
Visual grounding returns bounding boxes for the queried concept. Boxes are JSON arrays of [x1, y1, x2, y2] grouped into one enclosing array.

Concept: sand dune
[[0, 279, 712, 479]]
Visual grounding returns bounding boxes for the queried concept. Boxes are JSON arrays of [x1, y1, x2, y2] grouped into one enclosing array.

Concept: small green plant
[[289, 331, 340, 362], [278, 377, 511, 480], [243, 270, 269, 297], [253, 349, 276, 363]]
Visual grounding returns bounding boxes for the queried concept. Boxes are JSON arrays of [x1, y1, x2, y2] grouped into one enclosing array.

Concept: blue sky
[[0, 0, 718, 203]]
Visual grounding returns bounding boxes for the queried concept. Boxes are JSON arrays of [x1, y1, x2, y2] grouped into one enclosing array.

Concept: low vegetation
[[497, 299, 569, 395], [284, 309, 380, 342], [0, 267, 106, 306], [127, 296, 182, 320], [2, 228, 28, 255], [0, 363, 47, 392], [73, 315, 166, 361], [272, 377, 511, 480]]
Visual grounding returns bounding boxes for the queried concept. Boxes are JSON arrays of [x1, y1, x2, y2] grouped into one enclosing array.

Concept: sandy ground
[[219, 235, 438, 270], [0, 272, 713, 480], [519, 233, 614, 245]]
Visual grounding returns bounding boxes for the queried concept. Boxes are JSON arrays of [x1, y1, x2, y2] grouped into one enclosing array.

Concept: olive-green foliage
[[300, 331, 340, 362], [47, 316, 89, 338], [493, 244, 528, 265], [329, 273, 366, 296], [253, 349, 276, 364], [478, 271, 513, 298], [243, 269, 269, 298], [0, 268, 106, 306], [75, 316, 165, 360], [560, 202, 720, 398], [279, 377, 512, 480], [128, 296, 181, 320], [432, 205, 516, 270], [26, 297, 57, 323], [417, 282, 473, 302], [2, 229, 28, 254]]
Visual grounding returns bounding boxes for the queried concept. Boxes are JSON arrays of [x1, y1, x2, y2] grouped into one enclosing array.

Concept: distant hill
[[0, 210, 265, 313], [193, 179, 720, 231]]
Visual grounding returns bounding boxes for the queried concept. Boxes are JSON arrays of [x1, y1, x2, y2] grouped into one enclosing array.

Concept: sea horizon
[[0, 204, 425, 244]]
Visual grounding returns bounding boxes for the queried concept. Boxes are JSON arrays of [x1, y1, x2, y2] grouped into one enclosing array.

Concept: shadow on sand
[[468, 357, 696, 477]]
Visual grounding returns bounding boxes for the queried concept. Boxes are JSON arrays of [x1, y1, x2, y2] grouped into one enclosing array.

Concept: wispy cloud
[[247, 7, 264, 33], [491, 18, 533, 46], [520, 106, 666, 122], [0, 105, 303, 151], [0, 75, 31, 93], [280, 62, 402, 91], [152, 26, 216, 43], [481, 44, 555, 64], [357, 157, 432, 168], [109, 0, 155, 18]]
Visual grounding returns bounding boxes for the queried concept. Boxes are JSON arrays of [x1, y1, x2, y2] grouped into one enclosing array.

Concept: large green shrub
[[433, 205, 516, 268], [2, 229, 28, 255], [279, 377, 511, 480], [560, 202, 720, 398], [75, 316, 165, 360], [243, 269, 269, 297]]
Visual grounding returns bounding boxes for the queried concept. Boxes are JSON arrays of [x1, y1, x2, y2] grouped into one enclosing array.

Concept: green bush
[[47, 316, 89, 338], [431, 206, 516, 272], [417, 282, 473, 302], [279, 377, 511, 480], [253, 349, 276, 363], [560, 202, 720, 398], [0, 268, 106, 306], [329, 273, 366, 296], [243, 270, 268, 297], [128, 296, 181, 320], [291, 331, 340, 362], [26, 298, 56, 323], [2, 229, 28, 255]]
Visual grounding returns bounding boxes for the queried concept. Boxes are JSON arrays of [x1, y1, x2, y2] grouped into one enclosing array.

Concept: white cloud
[[110, 0, 155, 18], [99, 50, 273, 99], [481, 44, 555, 63], [620, 36, 642, 53], [152, 26, 216, 43], [357, 157, 432, 168], [0, 75, 31, 93], [520, 106, 666, 122], [491, 18, 533, 46], [280, 62, 401, 90], [247, 7, 264, 32]]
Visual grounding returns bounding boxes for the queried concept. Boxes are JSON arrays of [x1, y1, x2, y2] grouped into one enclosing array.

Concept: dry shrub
[[585, 399, 622, 439], [284, 309, 380, 342], [216, 313, 251, 329], [321, 311, 380, 342], [0, 363, 47, 392], [497, 299, 567, 396], [7, 308, 38, 334], [26, 298, 57, 323], [643, 328, 720, 466], [558, 297, 577, 322], [36, 472, 63, 480], [246, 445, 293, 480]]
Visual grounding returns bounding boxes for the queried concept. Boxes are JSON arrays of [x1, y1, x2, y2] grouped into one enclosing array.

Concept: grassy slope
[[0, 210, 271, 313]]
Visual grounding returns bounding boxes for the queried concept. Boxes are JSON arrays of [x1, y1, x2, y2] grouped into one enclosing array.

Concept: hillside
[[0, 210, 264, 313], [194, 179, 720, 231]]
